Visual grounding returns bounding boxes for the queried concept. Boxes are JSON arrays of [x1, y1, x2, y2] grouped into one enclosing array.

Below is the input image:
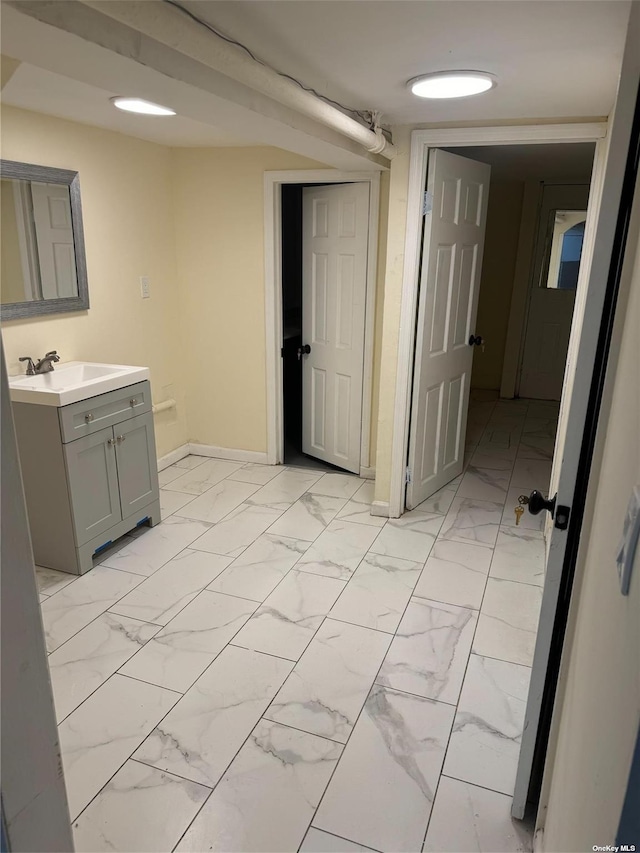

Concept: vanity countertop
[[8, 361, 150, 407]]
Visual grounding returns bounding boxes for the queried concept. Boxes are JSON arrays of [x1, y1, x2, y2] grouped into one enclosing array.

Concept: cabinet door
[[114, 412, 159, 520], [64, 426, 121, 546]]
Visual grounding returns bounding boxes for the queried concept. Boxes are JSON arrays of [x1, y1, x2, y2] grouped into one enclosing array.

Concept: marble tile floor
[[37, 397, 555, 853]]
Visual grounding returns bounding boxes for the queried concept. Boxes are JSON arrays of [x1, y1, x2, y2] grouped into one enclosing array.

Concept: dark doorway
[[281, 184, 343, 473]]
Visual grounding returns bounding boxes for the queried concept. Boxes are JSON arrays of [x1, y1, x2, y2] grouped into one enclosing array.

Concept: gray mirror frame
[[0, 159, 89, 320]]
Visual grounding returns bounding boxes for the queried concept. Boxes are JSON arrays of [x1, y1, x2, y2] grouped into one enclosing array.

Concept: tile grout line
[[257, 716, 347, 747], [314, 537, 424, 626], [419, 399, 530, 850], [416, 423, 504, 849], [45, 461, 373, 847], [465, 650, 534, 671], [177, 417, 535, 851], [298, 825, 382, 853], [47, 545, 252, 664], [42, 569, 151, 653], [51, 621, 166, 725], [51, 435, 546, 850], [439, 770, 531, 800], [112, 588, 263, 695], [214, 520, 354, 665], [301, 525, 452, 851], [70, 644, 302, 837], [106, 568, 261, 623], [61, 471, 375, 830], [109, 670, 185, 695], [54, 563, 274, 777], [174, 507, 398, 850], [126, 755, 214, 791], [100, 516, 219, 577], [167, 695, 357, 852], [63, 670, 184, 828], [420, 399, 559, 849]]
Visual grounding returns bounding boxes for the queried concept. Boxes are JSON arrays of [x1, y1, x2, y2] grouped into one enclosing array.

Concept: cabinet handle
[[85, 413, 94, 422], [116, 435, 126, 443], [107, 438, 116, 446], [130, 398, 138, 406]]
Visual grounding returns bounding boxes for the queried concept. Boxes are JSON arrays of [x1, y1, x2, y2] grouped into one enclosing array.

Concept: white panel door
[[302, 183, 370, 473], [519, 184, 590, 400], [30, 181, 77, 299], [406, 149, 491, 509]]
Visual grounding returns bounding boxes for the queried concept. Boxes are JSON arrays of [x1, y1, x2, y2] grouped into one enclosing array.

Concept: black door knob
[[468, 334, 484, 347], [527, 490, 557, 516], [297, 344, 311, 361]]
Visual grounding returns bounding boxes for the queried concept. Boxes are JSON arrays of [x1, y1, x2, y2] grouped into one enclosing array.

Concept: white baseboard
[[370, 500, 390, 518], [359, 466, 376, 480], [157, 444, 190, 472], [188, 443, 270, 465]]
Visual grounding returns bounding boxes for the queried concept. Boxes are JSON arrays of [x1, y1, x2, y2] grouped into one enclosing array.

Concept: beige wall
[[171, 147, 326, 454], [0, 106, 188, 457], [1, 178, 27, 304], [1, 106, 387, 467], [172, 148, 388, 461], [541, 176, 640, 850], [471, 181, 524, 389]]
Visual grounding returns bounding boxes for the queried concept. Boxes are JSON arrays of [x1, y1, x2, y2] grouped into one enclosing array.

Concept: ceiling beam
[[2, 1, 390, 170]]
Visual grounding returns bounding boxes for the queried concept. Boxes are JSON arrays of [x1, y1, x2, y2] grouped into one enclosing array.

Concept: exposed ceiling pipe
[[85, 0, 396, 160]]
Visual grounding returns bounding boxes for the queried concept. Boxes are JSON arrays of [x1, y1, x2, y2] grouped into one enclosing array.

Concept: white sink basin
[[9, 361, 150, 407]]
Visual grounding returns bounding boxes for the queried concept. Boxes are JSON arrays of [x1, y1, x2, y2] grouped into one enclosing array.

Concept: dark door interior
[[281, 184, 343, 472], [281, 184, 303, 458]]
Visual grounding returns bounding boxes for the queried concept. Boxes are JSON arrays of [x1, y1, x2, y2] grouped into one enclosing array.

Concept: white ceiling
[[0, 0, 630, 156], [1, 63, 248, 148], [180, 0, 630, 124]]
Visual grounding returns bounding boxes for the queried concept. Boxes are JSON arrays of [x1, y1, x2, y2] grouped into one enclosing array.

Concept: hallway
[[37, 396, 556, 852]]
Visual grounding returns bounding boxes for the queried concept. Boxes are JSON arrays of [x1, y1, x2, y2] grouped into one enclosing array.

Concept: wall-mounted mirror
[[0, 160, 89, 320], [542, 208, 588, 290]]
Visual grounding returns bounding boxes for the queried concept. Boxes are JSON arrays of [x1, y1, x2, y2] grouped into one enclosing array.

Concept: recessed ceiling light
[[110, 97, 176, 116], [408, 71, 496, 99]]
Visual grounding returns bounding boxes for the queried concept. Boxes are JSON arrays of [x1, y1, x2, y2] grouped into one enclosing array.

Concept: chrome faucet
[[19, 351, 61, 375], [35, 351, 61, 373]]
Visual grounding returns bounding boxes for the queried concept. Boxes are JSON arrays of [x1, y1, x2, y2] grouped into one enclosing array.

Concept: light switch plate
[[140, 276, 150, 299], [616, 485, 640, 596]]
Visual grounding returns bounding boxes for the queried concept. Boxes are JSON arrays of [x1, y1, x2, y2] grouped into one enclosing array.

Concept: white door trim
[[264, 169, 380, 473], [389, 122, 608, 518]]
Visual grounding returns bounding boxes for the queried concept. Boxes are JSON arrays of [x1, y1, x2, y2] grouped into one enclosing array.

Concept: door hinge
[[423, 191, 433, 216], [405, 467, 412, 484], [280, 347, 284, 358]]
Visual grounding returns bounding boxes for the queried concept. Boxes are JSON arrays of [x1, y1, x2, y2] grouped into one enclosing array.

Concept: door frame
[[264, 169, 381, 474], [389, 122, 608, 519]]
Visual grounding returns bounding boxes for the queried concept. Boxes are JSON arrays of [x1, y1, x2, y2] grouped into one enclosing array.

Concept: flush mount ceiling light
[[408, 71, 496, 99], [110, 97, 176, 116]]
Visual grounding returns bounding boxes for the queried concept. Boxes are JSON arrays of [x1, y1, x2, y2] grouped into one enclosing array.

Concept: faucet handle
[[44, 350, 60, 361], [19, 356, 36, 375]]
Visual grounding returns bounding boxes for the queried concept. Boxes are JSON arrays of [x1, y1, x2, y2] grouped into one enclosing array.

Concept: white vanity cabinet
[[12, 380, 160, 574]]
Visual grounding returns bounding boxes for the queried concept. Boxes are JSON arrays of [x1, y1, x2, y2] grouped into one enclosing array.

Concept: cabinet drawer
[[59, 381, 151, 443]]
